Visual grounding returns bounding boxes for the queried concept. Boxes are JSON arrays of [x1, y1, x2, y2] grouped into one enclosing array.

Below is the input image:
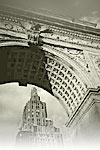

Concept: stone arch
[[0, 6, 99, 121], [0, 43, 93, 117]]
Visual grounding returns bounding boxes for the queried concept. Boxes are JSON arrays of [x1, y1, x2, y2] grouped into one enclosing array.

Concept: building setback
[[16, 87, 63, 147]]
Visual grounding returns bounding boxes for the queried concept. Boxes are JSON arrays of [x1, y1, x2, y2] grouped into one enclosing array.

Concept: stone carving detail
[[91, 55, 100, 78], [0, 19, 24, 33], [43, 44, 90, 73], [0, 15, 50, 45], [65, 48, 90, 72], [20, 21, 40, 44], [0, 18, 28, 46], [41, 31, 100, 50], [0, 13, 100, 52], [0, 11, 100, 51]]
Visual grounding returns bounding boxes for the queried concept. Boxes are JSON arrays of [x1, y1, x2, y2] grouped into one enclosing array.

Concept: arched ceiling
[[0, 6, 100, 120], [0, 44, 89, 117]]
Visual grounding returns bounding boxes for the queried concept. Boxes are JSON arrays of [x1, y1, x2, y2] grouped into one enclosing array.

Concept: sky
[[0, 0, 100, 21], [0, 0, 100, 147]]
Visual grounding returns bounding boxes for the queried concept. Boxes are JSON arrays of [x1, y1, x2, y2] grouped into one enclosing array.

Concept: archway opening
[[0, 82, 67, 146]]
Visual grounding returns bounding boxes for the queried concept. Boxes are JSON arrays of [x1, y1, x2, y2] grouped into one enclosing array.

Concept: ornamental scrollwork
[[49, 45, 90, 73], [0, 15, 51, 45], [91, 55, 100, 78]]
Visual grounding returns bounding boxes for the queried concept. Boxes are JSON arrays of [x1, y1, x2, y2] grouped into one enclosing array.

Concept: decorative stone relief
[[41, 31, 100, 50], [65, 48, 90, 72], [19, 21, 50, 43], [0, 11, 100, 51], [43, 44, 90, 73], [0, 15, 51, 45], [90, 55, 100, 78], [0, 19, 25, 33]]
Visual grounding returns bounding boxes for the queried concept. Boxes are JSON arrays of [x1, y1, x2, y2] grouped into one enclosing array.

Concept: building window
[[34, 126, 37, 132], [37, 118, 40, 125], [36, 111, 40, 117], [42, 104, 44, 109], [32, 105, 33, 109], [36, 105, 39, 109]]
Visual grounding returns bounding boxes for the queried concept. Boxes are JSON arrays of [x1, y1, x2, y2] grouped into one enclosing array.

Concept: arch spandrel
[[0, 6, 100, 121]]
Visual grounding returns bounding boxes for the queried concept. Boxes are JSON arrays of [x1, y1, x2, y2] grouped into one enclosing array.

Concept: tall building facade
[[16, 87, 63, 147]]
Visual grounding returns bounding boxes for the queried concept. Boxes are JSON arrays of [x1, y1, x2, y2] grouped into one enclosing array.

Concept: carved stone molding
[[90, 55, 100, 79], [0, 8, 100, 52]]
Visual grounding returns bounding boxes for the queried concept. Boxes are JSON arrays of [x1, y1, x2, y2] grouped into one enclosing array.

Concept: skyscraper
[[16, 87, 63, 148]]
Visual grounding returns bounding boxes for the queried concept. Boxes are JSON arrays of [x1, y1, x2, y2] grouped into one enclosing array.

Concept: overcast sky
[[0, 0, 100, 28], [0, 0, 100, 147], [0, 0, 100, 20]]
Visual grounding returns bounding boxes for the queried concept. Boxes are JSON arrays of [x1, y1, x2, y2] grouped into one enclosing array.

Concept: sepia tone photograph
[[0, 0, 100, 150]]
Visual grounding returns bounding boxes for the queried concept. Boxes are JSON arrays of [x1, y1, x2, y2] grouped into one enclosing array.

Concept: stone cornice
[[42, 35, 100, 52], [0, 6, 100, 52]]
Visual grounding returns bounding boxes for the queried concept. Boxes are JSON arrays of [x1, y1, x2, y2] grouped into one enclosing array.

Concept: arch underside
[[1, 6, 98, 118], [0, 44, 88, 117], [0, 6, 100, 129]]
